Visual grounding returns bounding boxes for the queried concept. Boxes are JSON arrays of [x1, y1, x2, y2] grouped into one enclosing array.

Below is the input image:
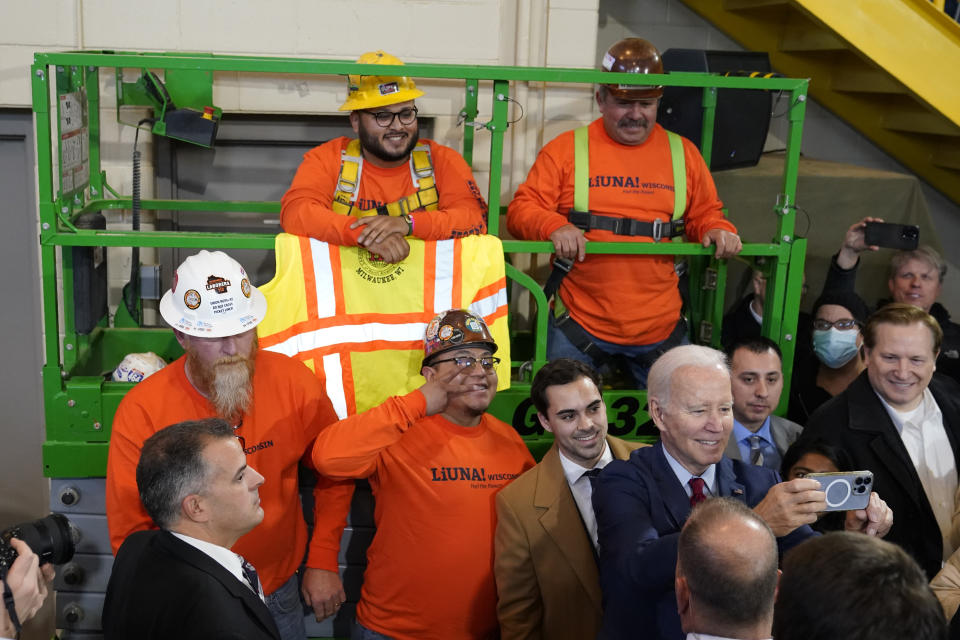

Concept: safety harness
[[331, 138, 439, 218], [546, 125, 689, 370]]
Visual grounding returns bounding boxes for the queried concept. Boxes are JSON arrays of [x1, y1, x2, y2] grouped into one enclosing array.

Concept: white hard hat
[[112, 352, 167, 382], [159, 250, 267, 338]]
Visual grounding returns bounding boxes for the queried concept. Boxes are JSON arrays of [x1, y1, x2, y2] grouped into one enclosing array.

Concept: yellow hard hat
[[339, 50, 425, 111]]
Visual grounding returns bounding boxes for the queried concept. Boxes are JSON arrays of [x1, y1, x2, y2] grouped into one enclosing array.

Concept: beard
[[358, 122, 419, 163], [185, 341, 257, 424]]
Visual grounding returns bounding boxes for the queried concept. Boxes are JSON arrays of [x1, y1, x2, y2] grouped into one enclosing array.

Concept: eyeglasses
[[363, 107, 418, 128], [813, 318, 858, 331], [429, 356, 501, 370]]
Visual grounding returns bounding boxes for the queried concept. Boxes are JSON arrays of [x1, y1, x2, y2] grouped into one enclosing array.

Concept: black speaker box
[[657, 49, 773, 171]]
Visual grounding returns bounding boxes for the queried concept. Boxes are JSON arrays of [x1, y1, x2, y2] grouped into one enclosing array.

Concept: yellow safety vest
[[257, 233, 510, 418], [331, 139, 440, 217]]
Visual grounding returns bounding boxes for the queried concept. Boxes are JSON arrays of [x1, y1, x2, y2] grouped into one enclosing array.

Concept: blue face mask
[[813, 328, 860, 369]]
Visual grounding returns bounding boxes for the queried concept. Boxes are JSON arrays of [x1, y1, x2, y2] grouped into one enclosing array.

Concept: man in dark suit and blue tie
[[594, 345, 894, 640], [103, 418, 280, 640]]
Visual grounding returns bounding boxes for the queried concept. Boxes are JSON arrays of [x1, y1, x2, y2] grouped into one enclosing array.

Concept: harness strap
[[331, 140, 439, 218]]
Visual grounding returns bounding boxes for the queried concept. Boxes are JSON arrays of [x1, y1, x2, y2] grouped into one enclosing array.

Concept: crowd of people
[[7, 34, 956, 640]]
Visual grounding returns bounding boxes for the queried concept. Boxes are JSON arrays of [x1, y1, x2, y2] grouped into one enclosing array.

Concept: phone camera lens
[[855, 478, 862, 485]]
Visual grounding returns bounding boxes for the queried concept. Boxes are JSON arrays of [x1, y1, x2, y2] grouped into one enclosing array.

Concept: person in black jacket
[[802, 303, 960, 580], [824, 216, 960, 384], [103, 418, 280, 640]]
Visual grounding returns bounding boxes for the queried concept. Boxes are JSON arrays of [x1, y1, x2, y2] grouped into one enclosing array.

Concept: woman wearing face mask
[[788, 290, 871, 424]]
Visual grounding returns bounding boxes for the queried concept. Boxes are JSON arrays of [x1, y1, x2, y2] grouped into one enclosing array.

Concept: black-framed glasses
[[363, 107, 418, 128], [429, 356, 501, 370], [813, 318, 858, 331]]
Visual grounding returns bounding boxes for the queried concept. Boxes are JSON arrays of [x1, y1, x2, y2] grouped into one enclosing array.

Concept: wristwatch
[[402, 214, 413, 236]]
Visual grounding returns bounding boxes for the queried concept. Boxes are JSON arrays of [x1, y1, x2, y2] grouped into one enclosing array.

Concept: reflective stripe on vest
[[331, 139, 439, 217], [573, 125, 686, 240], [257, 233, 509, 417]]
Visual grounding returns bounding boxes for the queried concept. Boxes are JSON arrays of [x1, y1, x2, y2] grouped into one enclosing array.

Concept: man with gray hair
[[827, 217, 960, 383], [676, 498, 779, 640], [594, 344, 893, 640], [103, 418, 279, 640]]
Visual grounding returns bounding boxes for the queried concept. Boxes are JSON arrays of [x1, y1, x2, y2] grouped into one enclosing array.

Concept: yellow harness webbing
[[331, 139, 439, 217]]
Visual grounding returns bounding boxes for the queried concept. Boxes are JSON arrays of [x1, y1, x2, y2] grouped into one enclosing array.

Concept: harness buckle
[[567, 209, 592, 231], [552, 257, 574, 274], [651, 218, 663, 242]]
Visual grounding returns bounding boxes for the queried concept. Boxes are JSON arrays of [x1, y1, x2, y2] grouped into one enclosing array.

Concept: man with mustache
[[507, 37, 741, 388], [281, 50, 488, 264], [106, 251, 352, 639]]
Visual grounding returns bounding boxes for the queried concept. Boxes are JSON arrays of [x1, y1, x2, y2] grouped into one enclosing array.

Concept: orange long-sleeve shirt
[[105, 350, 352, 595], [281, 137, 488, 242], [507, 119, 737, 345], [312, 390, 535, 640]]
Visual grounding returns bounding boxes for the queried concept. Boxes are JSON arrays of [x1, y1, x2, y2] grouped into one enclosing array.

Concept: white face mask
[[813, 328, 860, 369]]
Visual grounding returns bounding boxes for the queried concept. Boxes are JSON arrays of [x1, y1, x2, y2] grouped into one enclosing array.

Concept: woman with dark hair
[[788, 289, 871, 424], [780, 438, 854, 533]]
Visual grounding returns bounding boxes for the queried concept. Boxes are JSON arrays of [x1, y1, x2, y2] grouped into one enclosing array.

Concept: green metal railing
[[33, 50, 809, 475]]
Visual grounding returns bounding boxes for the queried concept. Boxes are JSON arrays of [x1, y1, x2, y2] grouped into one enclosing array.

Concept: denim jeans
[[351, 620, 395, 640], [264, 572, 307, 640], [547, 315, 689, 388]]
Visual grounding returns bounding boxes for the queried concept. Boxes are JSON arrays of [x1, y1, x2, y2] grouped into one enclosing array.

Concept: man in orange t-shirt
[[312, 309, 535, 640], [281, 50, 487, 262], [507, 38, 742, 387], [106, 251, 352, 640]]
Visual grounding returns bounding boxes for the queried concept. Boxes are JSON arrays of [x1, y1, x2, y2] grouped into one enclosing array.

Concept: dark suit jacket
[[594, 442, 815, 640], [103, 530, 280, 640], [493, 436, 646, 640], [803, 371, 960, 579]]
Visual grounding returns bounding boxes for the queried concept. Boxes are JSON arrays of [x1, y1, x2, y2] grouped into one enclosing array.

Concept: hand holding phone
[[806, 471, 873, 511]]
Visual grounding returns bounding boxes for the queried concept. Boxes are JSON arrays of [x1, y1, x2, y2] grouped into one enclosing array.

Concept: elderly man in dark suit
[[803, 303, 960, 580], [594, 344, 893, 640], [103, 418, 279, 640], [494, 359, 645, 639]]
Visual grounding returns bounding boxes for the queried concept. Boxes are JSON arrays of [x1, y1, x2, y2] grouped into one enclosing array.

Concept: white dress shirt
[[879, 387, 957, 561], [559, 442, 614, 549], [171, 531, 265, 600]]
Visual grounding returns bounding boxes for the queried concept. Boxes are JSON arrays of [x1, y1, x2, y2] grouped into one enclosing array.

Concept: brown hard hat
[[423, 309, 497, 365], [600, 37, 664, 100]]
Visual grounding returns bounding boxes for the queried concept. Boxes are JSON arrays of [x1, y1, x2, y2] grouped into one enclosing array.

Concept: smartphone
[[806, 471, 873, 511], [864, 222, 919, 250]]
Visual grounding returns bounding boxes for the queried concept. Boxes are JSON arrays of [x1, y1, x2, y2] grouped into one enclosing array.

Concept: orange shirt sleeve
[[105, 399, 156, 554], [678, 136, 738, 241], [312, 390, 428, 479], [280, 137, 365, 245], [506, 134, 574, 241], [408, 142, 488, 240], [294, 365, 356, 571]]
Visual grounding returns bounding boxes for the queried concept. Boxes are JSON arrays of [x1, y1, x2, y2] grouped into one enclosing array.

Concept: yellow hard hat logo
[[339, 50, 425, 111]]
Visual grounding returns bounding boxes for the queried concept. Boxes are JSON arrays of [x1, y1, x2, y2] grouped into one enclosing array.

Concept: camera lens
[[0, 514, 78, 566], [855, 478, 862, 485], [864, 476, 871, 484]]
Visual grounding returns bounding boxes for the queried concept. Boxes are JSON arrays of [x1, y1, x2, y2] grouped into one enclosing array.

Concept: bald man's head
[[676, 498, 778, 637]]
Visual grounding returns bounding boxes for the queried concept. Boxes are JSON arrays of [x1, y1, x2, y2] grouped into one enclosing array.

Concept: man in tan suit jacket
[[494, 359, 646, 639]]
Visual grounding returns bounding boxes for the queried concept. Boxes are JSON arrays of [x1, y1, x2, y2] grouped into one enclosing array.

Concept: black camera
[[0, 514, 78, 579]]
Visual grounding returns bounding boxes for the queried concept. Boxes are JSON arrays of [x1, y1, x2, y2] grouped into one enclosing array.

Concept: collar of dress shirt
[[662, 444, 717, 496], [170, 530, 246, 587], [874, 387, 935, 435], [558, 440, 613, 488], [733, 415, 774, 451]]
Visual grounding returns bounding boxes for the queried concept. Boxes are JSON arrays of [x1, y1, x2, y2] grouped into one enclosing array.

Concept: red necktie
[[689, 477, 707, 507]]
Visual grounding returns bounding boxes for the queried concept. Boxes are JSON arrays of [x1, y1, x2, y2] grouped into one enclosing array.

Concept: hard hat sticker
[[209, 298, 235, 315], [184, 290, 201, 310], [602, 52, 616, 71], [171, 271, 179, 293], [379, 82, 399, 96], [241, 278, 251, 298], [206, 275, 232, 294], [465, 316, 482, 333], [426, 317, 441, 341], [438, 325, 454, 340]]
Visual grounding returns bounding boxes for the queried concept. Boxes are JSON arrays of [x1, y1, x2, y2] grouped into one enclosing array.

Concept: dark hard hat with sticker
[[423, 309, 497, 365], [601, 37, 664, 100]]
